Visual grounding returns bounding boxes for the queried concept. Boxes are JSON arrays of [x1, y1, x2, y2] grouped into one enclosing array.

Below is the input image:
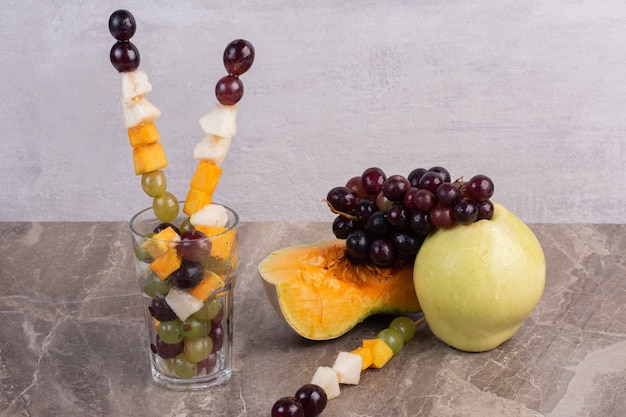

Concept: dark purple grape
[[197, 353, 218, 373], [467, 174, 494, 202], [402, 187, 420, 211], [386, 203, 409, 230], [477, 200, 495, 220], [109, 10, 136, 41], [211, 303, 225, 326], [295, 384, 328, 417], [409, 210, 435, 235], [172, 260, 204, 289], [326, 186, 357, 213], [210, 322, 224, 352], [332, 215, 358, 239], [418, 171, 445, 193], [369, 238, 396, 267], [345, 176, 367, 199], [382, 175, 411, 201], [391, 231, 423, 258], [407, 168, 427, 188], [428, 166, 451, 182], [215, 75, 244, 105], [453, 200, 479, 224], [430, 204, 455, 229], [355, 199, 376, 222], [366, 211, 389, 237], [154, 335, 184, 359], [345, 230, 370, 259], [149, 297, 178, 321], [361, 167, 386, 196], [271, 397, 304, 417], [414, 189, 436, 212], [435, 182, 460, 206], [153, 222, 180, 235], [110, 41, 140, 72], [223, 39, 255, 76], [177, 229, 211, 262]]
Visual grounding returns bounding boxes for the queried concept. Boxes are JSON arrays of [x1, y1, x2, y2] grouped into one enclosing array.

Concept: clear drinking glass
[[129, 203, 238, 391]]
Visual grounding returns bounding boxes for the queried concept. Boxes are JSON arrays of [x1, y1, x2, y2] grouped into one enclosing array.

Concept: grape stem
[[322, 199, 358, 220], [414, 316, 426, 327]]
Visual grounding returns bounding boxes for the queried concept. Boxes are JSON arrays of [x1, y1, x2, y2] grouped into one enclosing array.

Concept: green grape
[[202, 256, 231, 276], [389, 316, 416, 343], [179, 217, 194, 233], [182, 316, 211, 339], [173, 353, 198, 378], [141, 170, 167, 197], [184, 336, 214, 363], [192, 298, 222, 322], [143, 271, 172, 297], [377, 328, 404, 355], [157, 320, 184, 344], [134, 244, 152, 263], [134, 233, 155, 262], [153, 191, 179, 223]]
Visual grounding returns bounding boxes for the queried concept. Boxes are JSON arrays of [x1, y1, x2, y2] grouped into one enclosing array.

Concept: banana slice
[[121, 69, 152, 102], [199, 104, 237, 138], [190, 203, 229, 228], [122, 97, 161, 128], [192, 135, 232, 165]]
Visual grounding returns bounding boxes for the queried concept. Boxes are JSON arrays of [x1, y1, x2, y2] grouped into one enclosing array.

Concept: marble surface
[[0, 221, 624, 417]]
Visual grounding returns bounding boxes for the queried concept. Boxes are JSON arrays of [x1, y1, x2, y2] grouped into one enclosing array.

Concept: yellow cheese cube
[[189, 271, 225, 301], [128, 122, 160, 148], [362, 339, 394, 368], [149, 248, 181, 279], [183, 188, 212, 216], [133, 142, 168, 175], [141, 226, 179, 258], [189, 161, 222, 194], [350, 346, 374, 370]]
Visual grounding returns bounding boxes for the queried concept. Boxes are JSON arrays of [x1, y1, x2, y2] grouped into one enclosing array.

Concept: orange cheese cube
[[350, 346, 374, 370], [141, 226, 179, 258], [189, 161, 222, 194], [362, 339, 394, 368], [183, 188, 212, 216], [149, 248, 181, 279], [133, 142, 168, 175], [190, 271, 225, 301], [128, 122, 160, 147], [195, 226, 236, 260]]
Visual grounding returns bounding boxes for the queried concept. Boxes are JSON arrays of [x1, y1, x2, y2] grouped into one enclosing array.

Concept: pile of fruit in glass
[[108, 9, 254, 388]]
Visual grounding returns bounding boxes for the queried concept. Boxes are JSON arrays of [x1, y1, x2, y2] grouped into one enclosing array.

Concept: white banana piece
[[193, 135, 232, 166]]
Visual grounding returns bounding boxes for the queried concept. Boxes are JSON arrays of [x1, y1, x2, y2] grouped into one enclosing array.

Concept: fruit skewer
[[108, 10, 179, 223], [269, 315, 427, 417], [183, 39, 255, 217]]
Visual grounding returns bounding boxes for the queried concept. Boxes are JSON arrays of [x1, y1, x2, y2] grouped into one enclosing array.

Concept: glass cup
[[129, 203, 239, 391]]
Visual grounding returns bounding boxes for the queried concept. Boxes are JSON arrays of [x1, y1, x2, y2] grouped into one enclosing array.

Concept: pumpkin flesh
[[259, 240, 420, 340]]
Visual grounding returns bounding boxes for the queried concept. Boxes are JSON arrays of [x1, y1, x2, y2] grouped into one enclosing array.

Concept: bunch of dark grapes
[[326, 166, 495, 268]]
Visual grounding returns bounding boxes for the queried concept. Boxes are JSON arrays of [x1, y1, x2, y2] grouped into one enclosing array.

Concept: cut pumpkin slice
[[258, 240, 420, 340]]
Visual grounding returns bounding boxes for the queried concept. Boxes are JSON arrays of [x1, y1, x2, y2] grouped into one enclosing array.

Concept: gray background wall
[[2, 0, 625, 223]]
